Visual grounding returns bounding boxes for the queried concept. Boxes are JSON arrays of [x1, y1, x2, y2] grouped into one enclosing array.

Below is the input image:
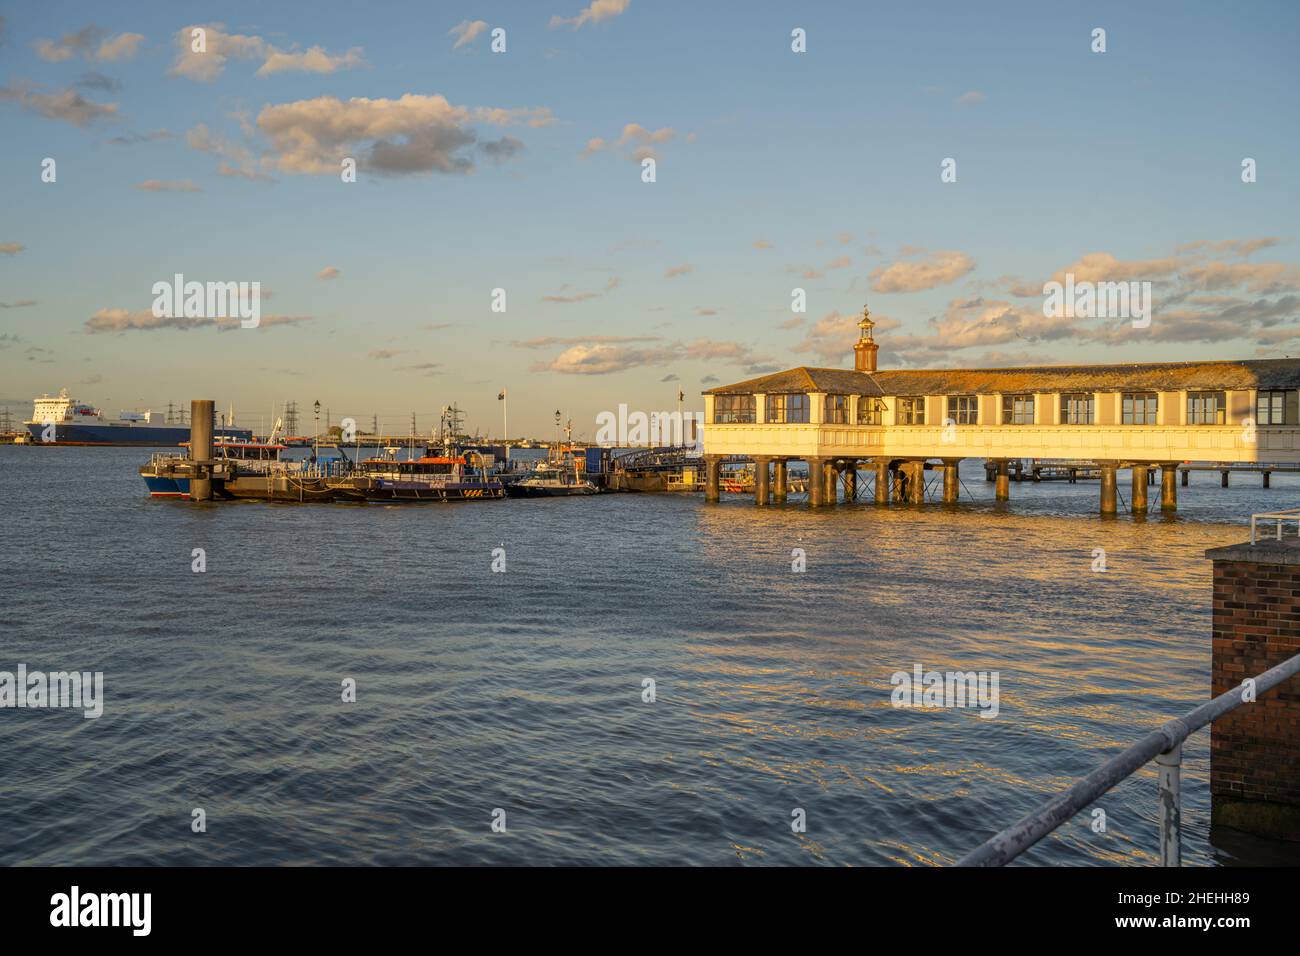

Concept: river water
[[1, 446, 1297, 866]]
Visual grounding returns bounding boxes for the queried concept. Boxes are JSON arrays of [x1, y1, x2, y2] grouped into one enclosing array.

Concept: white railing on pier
[[1250, 509, 1300, 544], [956, 650, 1300, 867]]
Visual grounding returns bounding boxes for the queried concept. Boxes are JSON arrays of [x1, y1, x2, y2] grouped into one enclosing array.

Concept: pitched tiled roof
[[704, 367, 882, 396], [704, 359, 1300, 397]]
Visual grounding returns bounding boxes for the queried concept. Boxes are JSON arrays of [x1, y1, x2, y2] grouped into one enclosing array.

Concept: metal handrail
[[1250, 509, 1300, 544], [957, 650, 1300, 866]]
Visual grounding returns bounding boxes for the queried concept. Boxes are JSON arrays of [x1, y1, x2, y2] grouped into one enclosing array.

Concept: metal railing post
[[957, 650, 1300, 866], [1155, 743, 1182, 867]]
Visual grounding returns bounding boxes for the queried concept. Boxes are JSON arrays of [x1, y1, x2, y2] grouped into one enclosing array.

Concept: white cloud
[[550, 0, 631, 30], [34, 25, 143, 63], [96, 32, 144, 62], [186, 122, 271, 181], [86, 308, 313, 333], [255, 94, 550, 176], [870, 250, 975, 293], [258, 45, 365, 77], [581, 122, 680, 162], [0, 83, 118, 127], [170, 24, 364, 81], [449, 20, 489, 49], [134, 179, 201, 192]]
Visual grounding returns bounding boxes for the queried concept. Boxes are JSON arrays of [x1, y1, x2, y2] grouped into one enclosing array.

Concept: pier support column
[[753, 456, 771, 506], [704, 455, 722, 503], [1131, 464, 1149, 514], [823, 460, 838, 505], [1264, 470, 1271, 489], [189, 399, 214, 501], [843, 462, 857, 502], [994, 459, 1010, 502], [892, 465, 906, 502], [1099, 462, 1118, 516], [874, 459, 891, 504], [1222, 470, 1230, 488], [909, 463, 930, 504], [942, 459, 960, 503], [1205, 539, 1300, 840], [773, 460, 788, 503], [1182, 468, 1189, 487], [1161, 464, 1178, 511], [807, 457, 826, 507]]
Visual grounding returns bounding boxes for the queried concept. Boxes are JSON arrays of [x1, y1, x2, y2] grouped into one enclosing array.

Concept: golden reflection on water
[[680, 481, 1268, 864]]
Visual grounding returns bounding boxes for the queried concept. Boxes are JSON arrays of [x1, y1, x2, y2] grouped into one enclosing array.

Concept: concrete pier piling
[[942, 459, 960, 503], [189, 399, 214, 501], [773, 459, 788, 503], [1161, 464, 1178, 511], [823, 460, 837, 504], [1131, 464, 1149, 514], [994, 459, 1010, 502], [704, 455, 721, 503], [754, 456, 771, 506], [842, 462, 857, 501], [874, 459, 890, 504], [908, 461, 926, 503], [807, 457, 826, 507], [1100, 462, 1118, 516]]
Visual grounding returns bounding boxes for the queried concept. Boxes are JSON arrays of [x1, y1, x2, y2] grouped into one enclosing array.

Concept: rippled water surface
[[2, 446, 1298, 866]]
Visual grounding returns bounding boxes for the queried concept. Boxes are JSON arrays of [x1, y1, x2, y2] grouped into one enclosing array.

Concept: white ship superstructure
[[24, 388, 250, 446]]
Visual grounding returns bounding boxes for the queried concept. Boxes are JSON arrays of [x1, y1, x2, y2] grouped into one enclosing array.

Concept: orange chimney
[[853, 304, 878, 372]]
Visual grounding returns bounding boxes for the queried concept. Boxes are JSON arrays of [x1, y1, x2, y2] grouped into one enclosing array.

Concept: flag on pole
[[678, 390, 684, 403], [498, 389, 506, 400]]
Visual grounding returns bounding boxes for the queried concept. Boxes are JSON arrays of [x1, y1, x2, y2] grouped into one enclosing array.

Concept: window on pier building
[[947, 395, 978, 425], [1061, 393, 1095, 425], [1122, 392, 1158, 425], [857, 397, 885, 425], [1256, 389, 1298, 425], [1002, 394, 1035, 425], [897, 397, 925, 425], [713, 394, 755, 424], [824, 394, 849, 424], [1187, 391, 1226, 425], [767, 393, 810, 424]]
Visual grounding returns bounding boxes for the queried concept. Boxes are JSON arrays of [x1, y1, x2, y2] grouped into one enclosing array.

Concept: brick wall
[[1207, 541, 1300, 839]]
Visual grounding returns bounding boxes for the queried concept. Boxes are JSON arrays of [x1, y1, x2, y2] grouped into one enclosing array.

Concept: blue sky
[[2, 1, 1298, 438]]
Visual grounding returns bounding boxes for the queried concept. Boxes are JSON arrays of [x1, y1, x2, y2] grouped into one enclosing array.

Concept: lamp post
[[500, 388, 509, 462], [313, 400, 321, 459]]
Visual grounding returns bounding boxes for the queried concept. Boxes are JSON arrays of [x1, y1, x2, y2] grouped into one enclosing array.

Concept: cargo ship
[[26, 389, 251, 446]]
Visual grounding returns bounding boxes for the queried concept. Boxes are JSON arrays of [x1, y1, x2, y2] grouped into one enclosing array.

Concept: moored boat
[[140, 439, 338, 502], [506, 459, 599, 497], [327, 448, 504, 502]]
